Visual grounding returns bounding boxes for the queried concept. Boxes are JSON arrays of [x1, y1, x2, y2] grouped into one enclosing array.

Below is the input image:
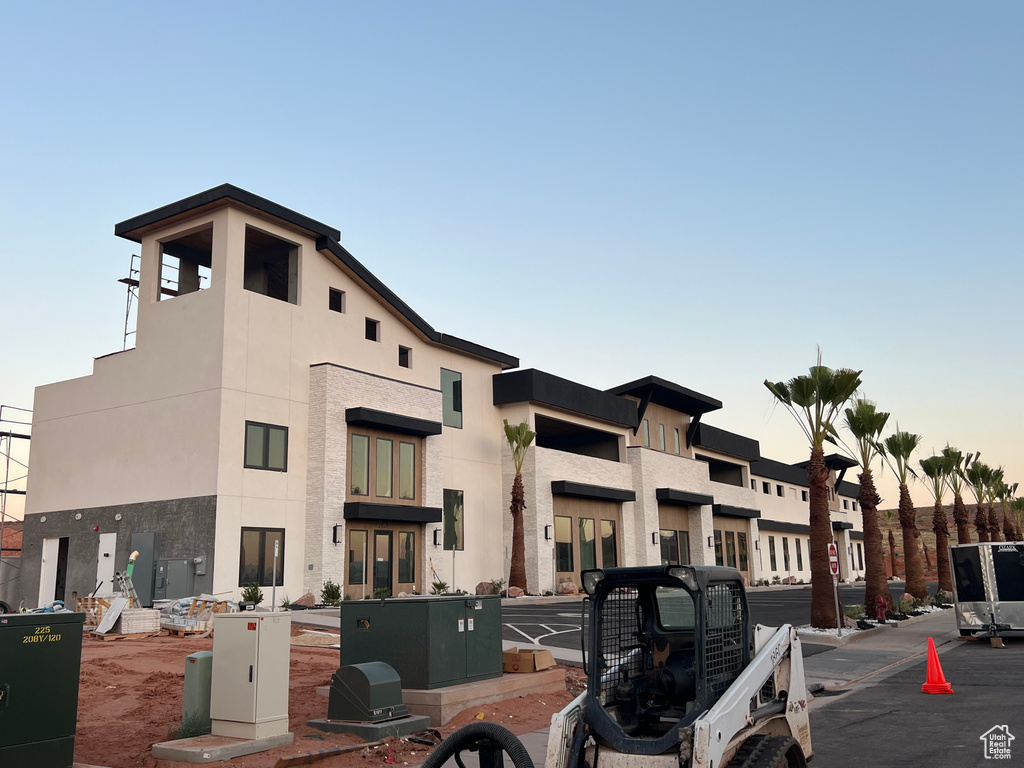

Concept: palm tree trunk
[[988, 504, 1002, 542], [932, 500, 953, 593], [899, 483, 928, 598], [508, 473, 528, 592], [922, 542, 932, 571], [1002, 508, 1016, 541], [888, 529, 898, 578], [858, 469, 893, 613], [808, 446, 842, 628], [952, 493, 972, 544], [975, 504, 990, 543]]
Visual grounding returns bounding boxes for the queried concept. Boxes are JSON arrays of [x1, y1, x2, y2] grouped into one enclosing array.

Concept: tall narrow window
[[674, 428, 681, 455], [399, 442, 415, 500], [376, 438, 393, 497], [768, 536, 777, 571], [351, 434, 369, 495], [777, 484, 785, 497], [555, 516, 573, 572], [782, 537, 791, 571], [642, 420, 650, 447], [398, 531, 415, 583], [725, 531, 737, 569], [443, 489, 464, 550], [579, 518, 596, 571], [348, 530, 367, 584], [714, 530, 723, 566], [658, 424, 666, 451], [660, 530, 679, 565], [801, 490, 808, 502], [601, 520, 617, 567], [796, 538, 803, 571], [244, 421, 288, 471], [441, 369, 463, 428], [737, 532, 748, 572], [857, 542, 864, 570], [678, 531, 691, 564], [762, 482, 771, 494]]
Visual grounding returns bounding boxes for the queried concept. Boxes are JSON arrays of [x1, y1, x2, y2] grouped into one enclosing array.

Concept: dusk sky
[[2, 3, 1022, 519]]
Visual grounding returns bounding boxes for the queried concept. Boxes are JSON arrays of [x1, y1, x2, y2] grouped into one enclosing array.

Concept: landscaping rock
[[397, 591, 412, 598], [557, 581, 579, 596], [475, 581, 496, 595], [295, 592, 317, 607], [508, 586, 525, 598], [782, 576, 797, 585], [844, 615, 857, 628]]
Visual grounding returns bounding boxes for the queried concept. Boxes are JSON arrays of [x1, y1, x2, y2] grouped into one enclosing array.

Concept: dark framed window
[[642, 420, 650, 447], [579, 518, 596, 571], [751, 479, 756, 490], [348, 529, 367, 584], [853, 501, 858, 511], [399, 442, 416, 500], [796, 538, 803, 571], [376, 438, 393, 497], [674, 428, 681, 455], [857, 542, 863, 571], [399, 346, 411, 368], [724, 531, 737, 568], [351, 434, 370, 495], [714, 529, 723, 566], [365, 317, 380, 341], [782, 537, 791, 571], [762, 482, 770, 495], [768, 535, 777, 571], [777, 485, 785, 497], [398, 531, 415, 583], [443, 489, 464, 550], [801, 490, 808, 502], [737, 532, 748, 572], [239, 527, 284, 586], [658, 424, 666, 451], [244, 421, 288, 471], [555, 515, 573, 572], [441, 369, 463, 428], [601, 520, 617, 568], [843, 499, 849, 510], [329, 288, 345, 313]]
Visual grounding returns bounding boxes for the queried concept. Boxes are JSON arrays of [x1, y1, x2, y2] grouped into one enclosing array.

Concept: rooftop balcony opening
[[695, 453, 745, 487], [244, 225, 298, 304], [159, 225, 212, 300], [535, 414, 619, 462]]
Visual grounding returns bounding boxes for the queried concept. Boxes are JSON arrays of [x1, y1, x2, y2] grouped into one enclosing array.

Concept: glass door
[[373, 530, 393, 595]]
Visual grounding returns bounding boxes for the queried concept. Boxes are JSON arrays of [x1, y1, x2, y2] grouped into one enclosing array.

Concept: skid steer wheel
[[726, 735, 807, 768], [421, 722, 535, 768]]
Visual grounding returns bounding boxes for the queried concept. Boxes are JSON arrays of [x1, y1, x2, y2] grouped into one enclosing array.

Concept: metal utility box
[[210, 612, 291, 739], [327, 662, 410, 722], [950, 542, 1024, 636], [183, 651, 213, 733], [155, 559, 195, 602], [340, 596, 502, 689], [0, 612, 85, 768]]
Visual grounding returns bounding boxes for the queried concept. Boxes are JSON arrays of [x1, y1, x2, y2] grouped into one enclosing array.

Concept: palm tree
[[1009, 498, 1024, 541], [919, 454, 953, 593], [987, 467, 1005, 542], [503, 419, 536, 593], [966, 458, 992, 543], [881, 430, 928, 598], [943, 447, 973, 544], [883, 508, 900, 579], [998, 481, 1018, 541], [843, 398, 894, 613], [765, 353, 862, 628]]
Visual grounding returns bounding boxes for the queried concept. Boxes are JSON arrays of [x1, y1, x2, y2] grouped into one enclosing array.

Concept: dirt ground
[[73, 625, 578, 768]]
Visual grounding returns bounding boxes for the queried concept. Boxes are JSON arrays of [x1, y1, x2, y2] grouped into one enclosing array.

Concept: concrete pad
[[316, 669, 566, 727], [308, 714, 433, 740], [151, 732, 294, 763]]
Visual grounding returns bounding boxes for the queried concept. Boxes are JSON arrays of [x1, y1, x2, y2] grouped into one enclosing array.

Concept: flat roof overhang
[[712, 504, 761, 519], [494, 369, 638, 428], [345, 407, 442, 437], [343, 502, 442, 524], [551, 481, 636, 503], [656, 488, 714, 507], [607, 375, 722, 417]]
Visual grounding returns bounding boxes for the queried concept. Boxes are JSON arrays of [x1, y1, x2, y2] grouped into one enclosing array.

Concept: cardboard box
[[502, 647, 556, 673]]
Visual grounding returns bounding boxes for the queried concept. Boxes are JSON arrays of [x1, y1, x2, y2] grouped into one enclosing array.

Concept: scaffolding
[[0, 405, 30, 580]]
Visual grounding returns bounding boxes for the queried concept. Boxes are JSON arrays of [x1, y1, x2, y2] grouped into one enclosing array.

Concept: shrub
[[278, 594, 292, 610], [241, 583, 264, 605], [844, 605, 865, 620], [169, 710, 211, 740], [490, 578, 507, 596], [934, 590, 952, 605], [321, 580, 341, 606], [373, 586, 392, 600], [771, 575, 782, 585], [431, 581, 449, 595]]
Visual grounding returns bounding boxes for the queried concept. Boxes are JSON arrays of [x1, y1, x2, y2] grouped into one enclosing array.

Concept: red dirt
[[73, 630, 575, 768]]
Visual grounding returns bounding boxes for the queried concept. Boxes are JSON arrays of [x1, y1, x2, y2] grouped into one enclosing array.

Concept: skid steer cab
[[423, 565, 811, 768]]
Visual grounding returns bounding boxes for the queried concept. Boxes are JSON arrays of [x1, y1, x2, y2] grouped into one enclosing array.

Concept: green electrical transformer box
[[0, 612, 85, 768], [340, 596, 502, 689]]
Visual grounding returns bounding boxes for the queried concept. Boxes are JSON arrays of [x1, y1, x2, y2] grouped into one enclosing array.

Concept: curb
[[797, 608, 953, 646]]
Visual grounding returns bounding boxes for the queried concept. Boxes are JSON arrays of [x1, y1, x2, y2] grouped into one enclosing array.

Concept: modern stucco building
[[20, 185, 864, 607]]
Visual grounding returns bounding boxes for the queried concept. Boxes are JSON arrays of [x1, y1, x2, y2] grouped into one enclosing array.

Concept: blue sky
[[2, 3, 1022, 515]]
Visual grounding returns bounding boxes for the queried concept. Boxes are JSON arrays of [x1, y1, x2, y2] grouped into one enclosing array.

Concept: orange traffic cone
[[922, 637, 953, 694]]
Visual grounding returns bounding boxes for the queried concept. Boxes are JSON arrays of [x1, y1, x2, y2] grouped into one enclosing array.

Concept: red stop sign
[[828, 543, 839, 575]]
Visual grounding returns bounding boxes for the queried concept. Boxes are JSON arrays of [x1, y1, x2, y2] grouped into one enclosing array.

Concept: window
[[160, 225, 212, 300], [443, 489, 464, 550], [660, 530, 679, 565], [777, 484, 785, 497], [398, 531, 415, 583], [399, 442, 415, 500], [348, 530, 367, 584], [843, 499, 849, 510], [239, 527, 284, 587], [243, 226, 297, 304], [857, 542, 864, 570], [658, 424, 666, 451], [244, 421, 288, 471], [398, 346, 411, 368], [725, 531, 737, 569], [441, 369, 463, 428], [782, 537, 791, 571], [801, 490, 808, 502], [796, 538, 803, 571], [768, 536, 777, 571], [376, 439, 393, 497], [351, 434, 369, 495], [580, 518, 596, 571], [762, 481, 771, 495], [853, 501, 858, 511], [365, 318, 380, 342], [737, 532, 748, 572], [555, 515, 573, 572], [642, 420, 650, 447], [751, 479, 756, 490], [329, 288, 345, 313], [674, 428, 681, 455], [714, 529, 723, 566], [601, 520, 617, 567]]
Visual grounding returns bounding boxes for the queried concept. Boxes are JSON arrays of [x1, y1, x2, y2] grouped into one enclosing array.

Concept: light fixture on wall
[[433, 529, 442, 547], [755, 539, 761, 551], [332, 525, 343, 544], [544, 525, 553, 541], [652, 532, 658, 545], [707, 536, 714, 548]]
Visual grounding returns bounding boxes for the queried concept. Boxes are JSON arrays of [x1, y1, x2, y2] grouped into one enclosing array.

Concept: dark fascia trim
[[836, 480, 861, 498], [795, 453, 859, 472], [494, 369, 638, 428], [551, 481, 636, 503], [831, 521, 854, 531], [317, 237, 518, 369], [345, 407, 442, 437], [757, 519, 811, 535], [343, 502, 442, 524], [607, 375, 722, 417], [691, 423, 761, 462], [656, 488, 714, 507], [749, 457, 809, 488], [115, 184, 341, 242], [850, 531, 865, 540], [712, 504, 761, 520]]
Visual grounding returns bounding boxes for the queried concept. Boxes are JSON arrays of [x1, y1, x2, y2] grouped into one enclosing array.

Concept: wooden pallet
[[187, 598, 230, 618], [164, 626, 209, 637], [95, 630, 162, 642], [75, 595, 134, 629]]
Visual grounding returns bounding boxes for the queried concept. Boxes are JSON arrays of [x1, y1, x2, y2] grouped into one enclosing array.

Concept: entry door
[[95, 532, 117, 596], [373, 531, 393, 594], [38, 536, 69, 605]]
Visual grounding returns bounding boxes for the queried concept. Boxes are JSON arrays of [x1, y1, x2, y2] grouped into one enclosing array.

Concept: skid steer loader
[[424, 565, 811, 768]]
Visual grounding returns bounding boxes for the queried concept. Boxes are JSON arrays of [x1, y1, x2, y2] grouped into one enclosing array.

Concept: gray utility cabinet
[[340, 596, 502, 689], [210, 612, 291, 739], [155, 558, 195, 601]]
